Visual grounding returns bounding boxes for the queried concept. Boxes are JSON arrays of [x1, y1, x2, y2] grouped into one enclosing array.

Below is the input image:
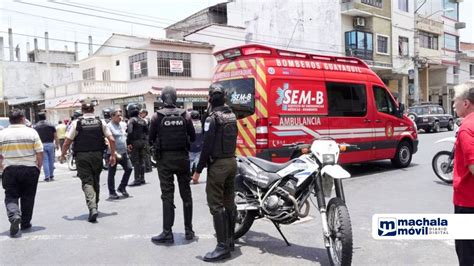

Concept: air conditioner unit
[[353, 17, 366, 27]]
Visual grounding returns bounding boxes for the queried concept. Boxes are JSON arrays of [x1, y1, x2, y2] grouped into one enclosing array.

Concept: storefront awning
[[54, 99, 81, 109]]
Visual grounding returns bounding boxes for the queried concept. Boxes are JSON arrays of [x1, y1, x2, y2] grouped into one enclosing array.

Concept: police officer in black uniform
[[149, 86, 196, 244], [102, 108, 112, 124], [127, 103, 148, 186], [192, 85, 238, 262], [60, 99, 116, 223]]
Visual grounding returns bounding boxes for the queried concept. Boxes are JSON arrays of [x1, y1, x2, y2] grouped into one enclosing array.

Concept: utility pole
[[413, 1, 420, 106]]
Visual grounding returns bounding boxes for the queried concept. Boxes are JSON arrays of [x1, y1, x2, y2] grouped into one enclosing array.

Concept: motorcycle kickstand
[[272, 221, 291, 246]]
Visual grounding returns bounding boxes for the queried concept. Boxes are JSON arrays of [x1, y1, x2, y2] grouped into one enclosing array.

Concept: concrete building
[[45, 34, 214, 123], [414, 0, 465, 113], [389, 0, 415, 107], [459, 41, 474, 90], [168, 1, 342, 56], [0, 30, 79, 120], [341, 0, 394, 88]]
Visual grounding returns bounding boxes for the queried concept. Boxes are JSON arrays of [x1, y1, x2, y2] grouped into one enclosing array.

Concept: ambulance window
[[373, 86, 396, 116], [211, 78, 255, 119], [326, 83, 367, 117]]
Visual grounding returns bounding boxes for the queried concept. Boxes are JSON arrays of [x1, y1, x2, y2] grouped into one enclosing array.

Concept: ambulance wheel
[[391, 140, 412, 168]]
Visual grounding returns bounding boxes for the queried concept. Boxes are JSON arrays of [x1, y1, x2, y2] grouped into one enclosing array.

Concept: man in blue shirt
[[107, 109, 132, 199]]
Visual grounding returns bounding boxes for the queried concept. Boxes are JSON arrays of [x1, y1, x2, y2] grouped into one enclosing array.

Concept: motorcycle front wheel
[[432, 151, 453, 184], [326, 197, 353, 266], [234, 190, 256, 239]]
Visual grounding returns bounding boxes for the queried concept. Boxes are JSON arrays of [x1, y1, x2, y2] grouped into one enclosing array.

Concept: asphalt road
[[0, 129, 459, 265]]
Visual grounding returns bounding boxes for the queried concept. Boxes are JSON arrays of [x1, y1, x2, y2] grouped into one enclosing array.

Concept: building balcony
[[45, 80, 128, 99], [416, 15, 444, 35], [345, 48, 373, 61], [341, 0, 382, 17]]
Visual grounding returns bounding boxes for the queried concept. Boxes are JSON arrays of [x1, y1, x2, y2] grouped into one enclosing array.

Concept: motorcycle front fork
[[315, 174, 347, 247], [315, 174, 331, 247]]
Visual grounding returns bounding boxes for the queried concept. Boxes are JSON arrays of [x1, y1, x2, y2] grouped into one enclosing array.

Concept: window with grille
[[361, 0, 382, 8], [157, 51, 191, 77], [129, 52, 148, 80], [82, 68, 95, 80], [419, 31, 438, 50], [377, 35, 389, 54], [398, 36, 409, 57]]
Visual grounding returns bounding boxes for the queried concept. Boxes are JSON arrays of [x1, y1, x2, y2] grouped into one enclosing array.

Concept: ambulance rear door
[[268, 78, 329, 158]]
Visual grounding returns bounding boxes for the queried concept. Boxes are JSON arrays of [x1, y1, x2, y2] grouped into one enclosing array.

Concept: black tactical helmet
[[127, 103, 140, 118], [190, 110, 200, 120], [209, 83, 225, 107], [102, 108, 112, 120], [161, 86, 177, 106]]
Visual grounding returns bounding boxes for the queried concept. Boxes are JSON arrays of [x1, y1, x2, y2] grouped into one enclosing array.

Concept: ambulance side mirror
[[397, 103, 405, 118]]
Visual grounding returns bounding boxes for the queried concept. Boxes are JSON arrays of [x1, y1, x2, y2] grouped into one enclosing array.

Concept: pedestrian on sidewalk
[[106, 109, 132, 200], [56, 120, 67, 150], [150, 86, 196, 244], [34, 112, 59, 181], [0, 109, 43, 237], [192, 85, 238, 262], [452, 80, 474, 265], [60, 99, 116, 223]]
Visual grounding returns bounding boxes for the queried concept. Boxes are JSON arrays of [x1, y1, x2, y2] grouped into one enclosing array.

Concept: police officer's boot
[[129, 167, 142, 186], [151, 201, 174, 244], [140, 166, 146, 185], [203, 208, 230, 262], [183, 201, 194, 240], [226, 208, 236, 251]]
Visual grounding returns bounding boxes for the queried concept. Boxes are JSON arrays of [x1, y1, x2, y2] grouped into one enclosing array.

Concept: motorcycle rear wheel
[[326, 197, 353, 266], [432, 151, 453, 184], [234, 190, 256, 239]]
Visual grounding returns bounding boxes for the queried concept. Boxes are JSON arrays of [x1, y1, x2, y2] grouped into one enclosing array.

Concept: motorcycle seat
[[247, 156, 293, 173]]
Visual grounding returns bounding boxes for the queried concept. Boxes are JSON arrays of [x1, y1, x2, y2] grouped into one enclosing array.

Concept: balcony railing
[[345, 48, 373, 61], [45, 80, 128, 99]]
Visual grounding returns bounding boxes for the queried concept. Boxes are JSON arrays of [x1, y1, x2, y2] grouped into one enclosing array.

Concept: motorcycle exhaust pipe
[[236, 204, 258, 211]]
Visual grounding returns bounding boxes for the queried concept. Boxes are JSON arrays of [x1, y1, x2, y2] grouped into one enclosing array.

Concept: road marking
[[0, 233, 215, 241]]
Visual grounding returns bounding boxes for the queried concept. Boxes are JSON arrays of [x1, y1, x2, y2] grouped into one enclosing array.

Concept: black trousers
[[206, 157, 237, 215], [2, 166, 40, 226], [157, 151, 193, 230], [455, 205, 474, 266], [107, 152, 133, 194], [130, 140, 146, 181]]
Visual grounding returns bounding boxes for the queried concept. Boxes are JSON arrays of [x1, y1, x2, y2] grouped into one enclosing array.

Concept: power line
[[14, 1, 346, 50], [68, 0, 178, 23], [0, 8, 116, 32], [49, 1, 173, 26]]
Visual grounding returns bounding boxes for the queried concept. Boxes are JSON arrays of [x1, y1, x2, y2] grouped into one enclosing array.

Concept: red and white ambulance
[[211, 44, 418, 167]]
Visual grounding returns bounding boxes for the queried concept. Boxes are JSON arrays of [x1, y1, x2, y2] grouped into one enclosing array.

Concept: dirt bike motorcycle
[[234, 139, 355, 266]]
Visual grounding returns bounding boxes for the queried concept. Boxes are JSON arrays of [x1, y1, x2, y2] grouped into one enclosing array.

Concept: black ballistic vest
[[211, 109, 237, 158], [129, 116, 148, 141], [73, 117, 105, 153], [157, 108, 188, 151]]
